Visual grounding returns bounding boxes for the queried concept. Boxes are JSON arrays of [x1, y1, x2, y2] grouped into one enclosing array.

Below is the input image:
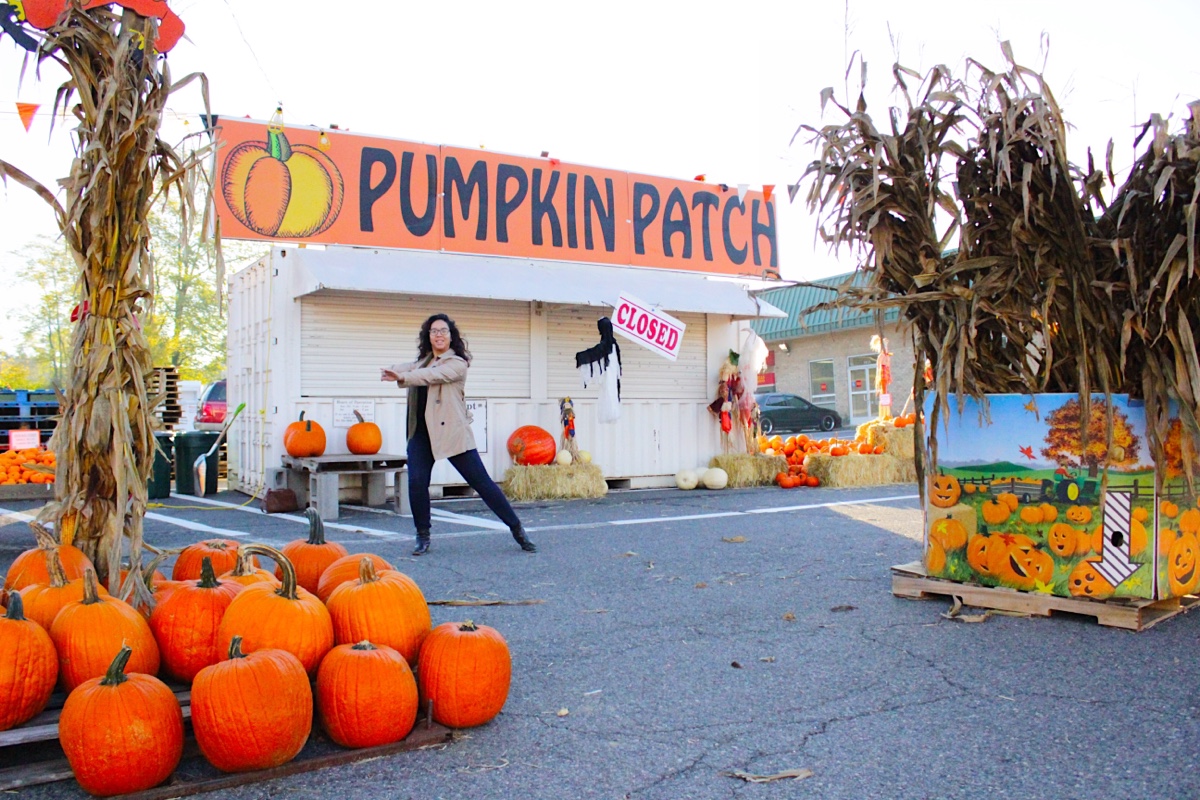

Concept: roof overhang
[[282, 246, 785, 320]]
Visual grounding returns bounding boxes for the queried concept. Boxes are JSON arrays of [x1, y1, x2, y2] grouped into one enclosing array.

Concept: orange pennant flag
[[16, 103, 39, 132], [762, 184, 775, 203]]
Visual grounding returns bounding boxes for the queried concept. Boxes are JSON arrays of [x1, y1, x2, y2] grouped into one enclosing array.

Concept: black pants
[[406, 430, 521, 533]]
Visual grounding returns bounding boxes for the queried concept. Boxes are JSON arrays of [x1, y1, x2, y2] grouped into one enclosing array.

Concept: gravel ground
[[2, 482, 1198, 800]]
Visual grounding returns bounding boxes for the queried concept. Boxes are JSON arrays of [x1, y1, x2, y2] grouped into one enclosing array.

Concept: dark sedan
[[755, 392, 841, 434]]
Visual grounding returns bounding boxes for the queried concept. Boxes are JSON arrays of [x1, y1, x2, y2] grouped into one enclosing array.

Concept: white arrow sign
[[1091, 490, 1141, 587]]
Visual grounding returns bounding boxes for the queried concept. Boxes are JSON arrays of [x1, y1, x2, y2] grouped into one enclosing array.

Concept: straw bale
[[502, 463, 607, 502], [857, 421, 917, 460], [803, 453, 914, 488], [709, 454, 787, 488]]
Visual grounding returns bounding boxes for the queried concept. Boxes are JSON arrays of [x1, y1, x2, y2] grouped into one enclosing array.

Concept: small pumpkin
[[1039, 503, 1058, 523], [675, 469, 699, 491], [1046, 523, 1082, 558], [929, 515, 968, 551], [50, 569, 160, 692], [1065, 505, 1093, 524], [980, 499, 1011, 526], [191, 636, 313, 772], [346, 409, 382, 455], [326, 558, 432, 665], [316, 641, 418, 748], [925, 537, 947, 575], [58, 646, 184, 796], [418, 620, 511, 728], [216, 544, 334, 676], [701, 467, 729, 490], [554, 450, 573, 466], [1018, 505, 1045, 525], [172, 539, 249, 582], [506, 425, 556, 466], [0, 592, 58, 732], [928, 474, 961, 508], [1178, 508, 1200, 536], [151, 558, 244, 683], [284, 411, 327, 458], [1160, 500, 1180, 520], [4, 522, 94, 594], [278, 508, 348, 594], [1068, 557, 1115, 599], [997, 492, 1020, 513], [317, 552, 395, 603], [19, 548, 109, 630]]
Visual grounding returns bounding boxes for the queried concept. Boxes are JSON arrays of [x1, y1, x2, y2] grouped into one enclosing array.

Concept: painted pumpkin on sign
[[980, 499, 1011, 526], [1065, 505, 1093, 524], [1167, 530, 1200, 597], [928, 474, 961, 508], [1019, 505, 1044, 525], [1067, 558, 1115, 599], [995, 542, 1054, 591], [929, 516, 967, 551], [1046, 523, 1082, 558], [966, 535, 997, 577], [221, 114, 344, 238], [925, 538, 947, 575]]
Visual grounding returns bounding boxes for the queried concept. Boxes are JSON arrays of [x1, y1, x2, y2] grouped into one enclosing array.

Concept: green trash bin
[[147, 432, 174, 499], [175, 431, 220, 496]]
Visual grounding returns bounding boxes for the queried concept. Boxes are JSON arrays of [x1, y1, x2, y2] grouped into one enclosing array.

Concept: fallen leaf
[[721, 536, 747, 543], [619, 551, 637, 558], [557, 708, 570, 717], [695, 582, 708, 589], [759, 656, 776, 663], [731, 661, 743, 669], [581, 609, 609, 614], [830, 604, 857, 613], [782, 612, 796, 622], [720, 768, 814, 783]]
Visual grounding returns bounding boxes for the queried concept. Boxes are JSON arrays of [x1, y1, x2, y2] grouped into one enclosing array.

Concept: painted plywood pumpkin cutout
[[929, 474, 961, 508]]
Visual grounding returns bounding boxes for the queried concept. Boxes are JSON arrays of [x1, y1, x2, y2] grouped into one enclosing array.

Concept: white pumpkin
[[702, 467, 729, 490], [578, 450, 592, 463], [675, 469, 699, 490], [555, 450, 573, 466], [763, 448, 776, 457]]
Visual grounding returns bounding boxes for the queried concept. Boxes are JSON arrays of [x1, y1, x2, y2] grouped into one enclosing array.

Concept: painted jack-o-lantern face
[[929, 474, 962, 508], [930, 516, 968, 551], [1068, 558, 1115, 599], [1167, 530, 1200, 597], [996, 542, 1054, 590], [1046, 523, 1081, 558], [966, 535, 996, 576], [1066, 505, 1093, 524]]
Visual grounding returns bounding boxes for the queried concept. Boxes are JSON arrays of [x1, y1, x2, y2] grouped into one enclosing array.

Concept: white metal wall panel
[[546, 305, 708, 400], [299, 293, 531, 398]]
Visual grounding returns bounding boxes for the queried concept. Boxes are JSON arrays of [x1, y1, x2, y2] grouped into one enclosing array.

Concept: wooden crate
[[892, 561, 1199, 631]]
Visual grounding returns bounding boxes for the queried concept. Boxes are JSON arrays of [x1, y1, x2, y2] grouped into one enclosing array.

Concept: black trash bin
[[175, 430, 220, 495], [147, 432, 174, 499]]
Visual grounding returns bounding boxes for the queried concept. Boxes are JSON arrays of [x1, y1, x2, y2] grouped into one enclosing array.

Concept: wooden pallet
[[891, 561, 1200, 631], [0, 688, 454, 795]]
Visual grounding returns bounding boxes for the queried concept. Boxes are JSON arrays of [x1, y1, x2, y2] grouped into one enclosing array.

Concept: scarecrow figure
[[871, 334, 892, 420], [738, 331, 768, 453], [576, 317, 622, 423], [709, 355, 740, 453], [559, 397, 580, 460]]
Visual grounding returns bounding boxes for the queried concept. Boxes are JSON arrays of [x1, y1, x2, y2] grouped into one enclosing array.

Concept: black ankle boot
[[512, 527, 537, 553], [412, 531, 431, 556]]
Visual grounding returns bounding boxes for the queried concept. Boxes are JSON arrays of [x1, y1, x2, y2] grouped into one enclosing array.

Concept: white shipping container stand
[[226, 245, 784, 499]]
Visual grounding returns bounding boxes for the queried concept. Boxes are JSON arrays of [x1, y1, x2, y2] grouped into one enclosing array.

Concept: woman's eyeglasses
[[430, 327, 451, 336]]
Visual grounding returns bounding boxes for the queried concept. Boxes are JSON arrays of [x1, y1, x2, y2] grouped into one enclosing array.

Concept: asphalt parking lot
[[3, 482, 1198, 800]]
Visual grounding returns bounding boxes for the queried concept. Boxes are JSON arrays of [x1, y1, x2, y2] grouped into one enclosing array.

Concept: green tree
[[13, 236, 77, 390]]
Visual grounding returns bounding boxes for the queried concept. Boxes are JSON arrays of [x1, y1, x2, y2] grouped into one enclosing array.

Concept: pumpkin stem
[[298, 410, 307, 422], [352, 640, 378, 651], [267, 107, 293, 162], [304, 507, 327, 545], [99, 645, 132, 687], [242, 543, 299, 600], [229, 549, 256, 578], [227, 635, 248, 660], [353, 409, 365, 424], [358, 556, 378, 584], [197, 557, 220, 588], [81, 568, 104, 605], [29, 520, 57, 549], [45, 548, 68, 589], [459, 620, 478, 632], [5, 590, 27, 621]]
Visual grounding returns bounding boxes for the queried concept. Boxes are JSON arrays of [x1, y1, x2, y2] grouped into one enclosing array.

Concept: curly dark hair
[[417, 313, 471, 363]]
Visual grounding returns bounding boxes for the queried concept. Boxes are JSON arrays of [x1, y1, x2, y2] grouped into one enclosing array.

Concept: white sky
[[1, 0, 1197, 352]]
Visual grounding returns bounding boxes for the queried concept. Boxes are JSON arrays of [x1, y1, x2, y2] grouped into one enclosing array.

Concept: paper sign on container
[[611, 293, 685, 361], [8, 429, 40, 451]]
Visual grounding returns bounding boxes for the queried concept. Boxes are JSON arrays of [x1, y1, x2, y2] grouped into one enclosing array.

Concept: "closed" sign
[[612, 293, 686, 361]]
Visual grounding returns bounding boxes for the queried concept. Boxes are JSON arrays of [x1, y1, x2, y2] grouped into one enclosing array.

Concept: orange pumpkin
[[316, 641, 418, 748], [994, 541, 1054, 590], [151, 558, 244, 682], [221, 120, 345, 238], [1179, 508, 1200, 536], [506, 425, 556, 466], [925, 538, 947, 574], [284, 411, 327, 458], [4, 523, 93, 594], [929, 515, 968, 551], [980, 499, 1011, 526], [1160, 500, 1180, 520], [1067, 558, 1115, 599], [317, 552, 395, 603], [0, 592, 58, 732], [929, 474, 961, 508], [1166, 530, 1200, 597], [418, 620, 511, 728], [326, 558, 432, 665], [220, 548, 281, 589], [1046, 523, 1082, 558], [346, 410, 382, 455], [997, 492, 1020, 513], [1065, 505, 1093, 524], [277, 508, 348, 594], [1039, 503, 1058, 523], [19, 549, 109, 630], [966, 535, 999, 576], [173, 539, 248, 581], [1019, 505, 1045, 525]]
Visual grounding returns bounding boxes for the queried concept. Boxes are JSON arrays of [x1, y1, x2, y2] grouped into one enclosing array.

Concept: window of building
[[809, 359, 835, 408]]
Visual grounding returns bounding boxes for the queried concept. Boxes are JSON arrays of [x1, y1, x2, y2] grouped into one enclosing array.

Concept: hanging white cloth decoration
[[575, 317, 623, 424]]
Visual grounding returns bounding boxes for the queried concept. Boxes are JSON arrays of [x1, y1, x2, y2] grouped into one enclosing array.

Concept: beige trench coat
[[389, 352, 476, 460]]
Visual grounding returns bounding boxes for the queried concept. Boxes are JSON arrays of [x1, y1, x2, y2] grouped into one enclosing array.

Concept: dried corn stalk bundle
[[0, 6, 217, 600], [796, 45, 1199, 494]]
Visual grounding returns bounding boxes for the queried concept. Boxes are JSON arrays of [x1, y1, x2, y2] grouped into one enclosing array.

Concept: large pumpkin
[[284, 411, 327, 458], [19, 548, 109, 630], [326, 558, 431, 665], [0, 592, 58, 732], [191, 636, 312, 772], [994, 541, 1054, 591], [221, 120, 345, 238], [316, 641, 418, 748], [172, 539, 249, 582], [929, 515, 967, 551], [4, 523, 94, 594], [150, 558, 244, 683], [216, 544, 334, 676], [58, 646, 184, 796], [277, 508, 348, 594], [1068, 558, 1115, 599], [1167, 530, 1200, 597], [418, 620, 511, 728], [50, 569, 160, 692], [316, 552, 395, 603], [506, 425, 556, 466], [346, 409, 382, 455]]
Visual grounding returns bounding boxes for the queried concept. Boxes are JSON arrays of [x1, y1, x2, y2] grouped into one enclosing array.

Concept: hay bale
[[709, 453, 787, 488], [502, 463, 607, 501], [803, 452, 915, 488], [856, 420, 916, 460]]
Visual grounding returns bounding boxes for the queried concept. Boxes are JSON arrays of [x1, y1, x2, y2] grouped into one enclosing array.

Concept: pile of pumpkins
[[0, 446, 55, 485], [284, 410, 382, 458], [506, 424, 591, 467], [674, 466, 729, 491], [0, 509, 509, 797]]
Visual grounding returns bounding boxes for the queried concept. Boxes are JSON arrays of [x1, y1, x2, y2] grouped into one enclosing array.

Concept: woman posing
[[382, 313, 537, 556]]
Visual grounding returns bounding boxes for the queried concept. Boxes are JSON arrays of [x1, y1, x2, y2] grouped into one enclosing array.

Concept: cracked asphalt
[[3, 482, 1198, 800]]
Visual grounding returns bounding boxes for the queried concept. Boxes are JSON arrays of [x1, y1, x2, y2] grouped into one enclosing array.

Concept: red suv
[[194, 379, 227, 431]]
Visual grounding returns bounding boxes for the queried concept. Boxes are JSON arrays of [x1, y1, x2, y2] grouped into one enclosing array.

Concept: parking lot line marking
[[429, 508, 509, 530], [164, 493, 402, 538], [610, 511, 743, 525], [144, 511, 252, 538], [745, 494, 920, 514]]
